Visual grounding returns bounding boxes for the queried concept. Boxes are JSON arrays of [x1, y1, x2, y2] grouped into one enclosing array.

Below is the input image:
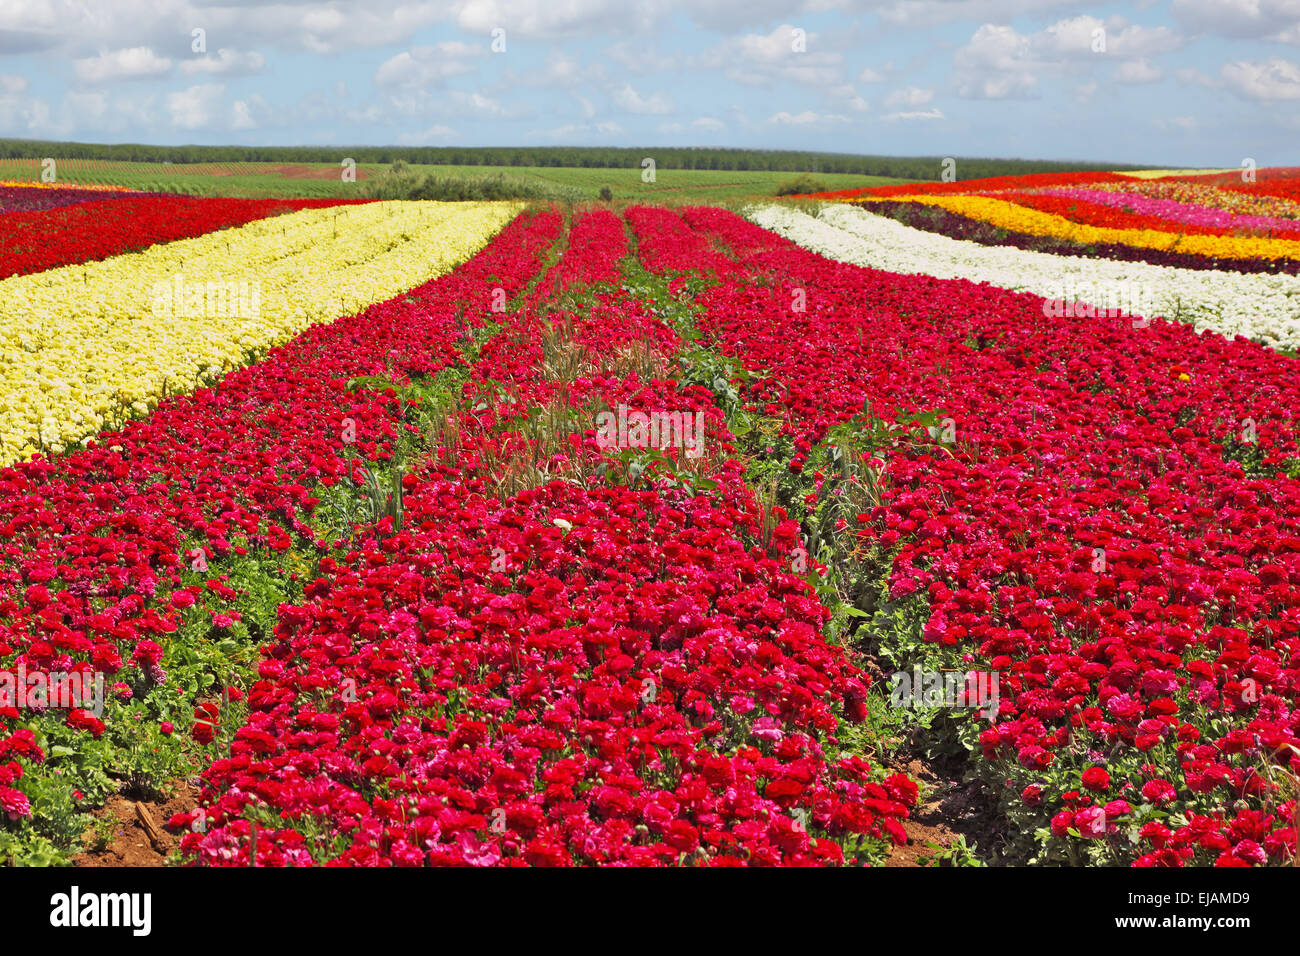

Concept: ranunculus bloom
[[1081, 767, 1111, 792], [1074, 805, 1107, 838], [0, 787, 32, 821], [1141, 779, 1176, 804]]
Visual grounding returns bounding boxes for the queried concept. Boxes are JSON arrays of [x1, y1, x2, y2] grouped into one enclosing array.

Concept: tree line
[[0, 139, 1147, 179]]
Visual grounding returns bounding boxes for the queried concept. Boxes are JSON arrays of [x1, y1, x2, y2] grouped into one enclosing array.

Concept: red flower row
[[0, 195, 372, 279], [173, 209, 915, 865], [0, 209, 561, 824], [803, 171, 1131, 201], [636, 203, 1300, 866]]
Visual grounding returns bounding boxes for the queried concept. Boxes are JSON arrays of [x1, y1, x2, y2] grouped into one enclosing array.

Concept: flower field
[[769, 168, 1300, 352], [0, 200, 516, 464], [0, 176, 1296, 869]]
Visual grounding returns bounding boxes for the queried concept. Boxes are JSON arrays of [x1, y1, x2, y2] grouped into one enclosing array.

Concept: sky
[[0, 0, 1297, 165]]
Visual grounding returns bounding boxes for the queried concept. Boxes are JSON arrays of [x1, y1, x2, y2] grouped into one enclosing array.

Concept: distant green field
[[400, 165, 907, 203], [0, 158, 909, 202]]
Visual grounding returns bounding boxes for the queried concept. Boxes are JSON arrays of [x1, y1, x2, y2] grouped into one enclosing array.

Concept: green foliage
[[594, 445, 719, 497], [775, 174, 828, 196], [0, 138, 1150, 177], [1220, 434, 1300, 479], [363, 168, 585, 202], [921, 835, 987, 867], [0, 530, 310, 864]]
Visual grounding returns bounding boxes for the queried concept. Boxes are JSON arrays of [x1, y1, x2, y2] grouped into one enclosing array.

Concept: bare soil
[[885, 756, 1006, 866], [69, 783, 200, 867]]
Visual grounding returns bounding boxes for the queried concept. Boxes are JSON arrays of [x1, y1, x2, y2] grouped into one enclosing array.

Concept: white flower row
[[745, 202, 1300, 352]]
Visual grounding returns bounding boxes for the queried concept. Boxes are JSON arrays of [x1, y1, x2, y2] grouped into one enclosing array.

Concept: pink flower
[[1074, 805, 1107, 838], [458, 832, 501, 867], [751, 717, 784, 743], [0, 787, 31, 821]]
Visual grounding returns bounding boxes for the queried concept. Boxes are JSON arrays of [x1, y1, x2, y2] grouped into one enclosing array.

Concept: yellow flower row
[[1111, 169, 1234, 180], [0, 200, 519, 465], [0, 179, 134, 191], [872, 194, 1300, 261]]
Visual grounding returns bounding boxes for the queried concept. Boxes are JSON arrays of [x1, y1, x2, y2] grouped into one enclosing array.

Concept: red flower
[[1081, 767, 1111, 792]]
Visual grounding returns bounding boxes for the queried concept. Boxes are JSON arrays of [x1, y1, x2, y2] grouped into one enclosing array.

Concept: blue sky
[[0, 0, 1297, 165]]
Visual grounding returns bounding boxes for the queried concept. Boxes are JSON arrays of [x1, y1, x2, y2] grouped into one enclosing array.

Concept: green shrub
[[362, 169, 584, 202], [775, 174, 829, 196]]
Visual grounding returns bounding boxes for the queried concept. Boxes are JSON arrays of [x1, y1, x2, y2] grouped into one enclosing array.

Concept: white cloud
[[384, 88, 521, 120], [0, 74, 27, 94], [295, 3, 445, 53], [679, 0, 808, 31], [767, 110, 849, 125], [952, 16, 1182, 99], [953, 25, 1040, 99], [879, 0, 1085, 27], [613, 83, 674, 115], [230, 93, 274, 130], [1221, 57, 1300, 100], [1067, 19, 1183, 58], [1114, 58, 1163, 83], [375, 42, 483, 87], [885, 108, 945, 121], [231, 99, 257, 130], [456, 0, 664, 38], [692, 116, 725, 131], [605, 41, 678, 74], [1106, 22, 1185, 57], [1171, 0, 1300, 42], [884, 86, 934, 108], [0, 1, 451, 58], [0, 0, 75, 54], [700, 24, 843, 88], [74, 46, 171, 83], [1175, 66, 1218, 87], [165, 83, 225, 130], [831, 84, 871, 111], [537, 53, 583, 85], [1039, 15, 1183, 57], [180, 49, 266, 77]]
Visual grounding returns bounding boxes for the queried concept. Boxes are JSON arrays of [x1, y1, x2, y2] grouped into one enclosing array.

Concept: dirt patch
[[267, 163, 370, 181], [885, 757, 1005, 867], [69, 783, 200, 867]]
